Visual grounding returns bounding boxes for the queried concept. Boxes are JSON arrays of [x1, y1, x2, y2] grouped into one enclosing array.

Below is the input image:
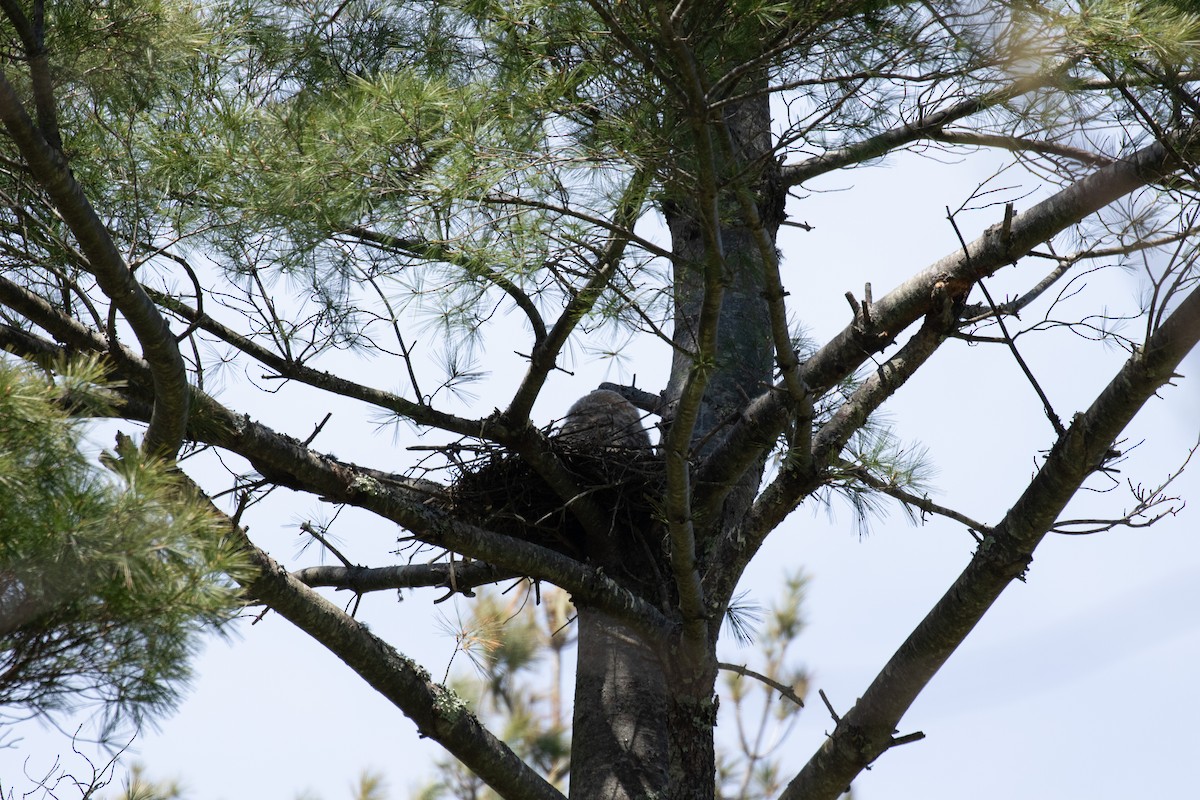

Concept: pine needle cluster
[[0, 358, 249, 739]]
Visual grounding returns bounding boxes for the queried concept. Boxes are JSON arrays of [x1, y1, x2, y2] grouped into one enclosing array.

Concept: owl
[[557, 389, 652, 452]]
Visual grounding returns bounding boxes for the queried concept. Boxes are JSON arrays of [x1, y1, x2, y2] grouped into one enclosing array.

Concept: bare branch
[[779, 280, 1200, 800], [292, 560, 520, 595], [144, 285, 483, 438], [696, 125, 1200, 529], [1052, 442, 1195, 534], [960, 261, 1072, 323], [713, 284, 966, 606], [976, 279, 1067, 437], [231, 529, 567, 800], [718, 662, 805, 708]]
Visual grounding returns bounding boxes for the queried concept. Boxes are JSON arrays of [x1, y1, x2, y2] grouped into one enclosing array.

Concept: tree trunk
[[569, 86, 780, 799], [570, 609, 669, 800]]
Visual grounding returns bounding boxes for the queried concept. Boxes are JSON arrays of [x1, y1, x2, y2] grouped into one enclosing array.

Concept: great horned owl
[[557, 389, 652, 452]]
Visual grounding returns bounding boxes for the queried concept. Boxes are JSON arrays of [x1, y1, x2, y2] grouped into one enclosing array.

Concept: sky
[[2, 139, 1199, 800]]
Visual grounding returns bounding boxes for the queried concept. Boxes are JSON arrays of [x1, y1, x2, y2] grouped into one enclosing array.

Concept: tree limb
[[694, 124, 1200, 529], [145, 286, 483, 438], [502, 167, 653, 424], [780, 71, 1062, 188], [233, 532, 567, 800], [292, 561, 520, 596], [0, 67, 189, 458], [0, 277, 677, 643], [708, 285, 964, 607], [779, 279, 1200, 800]]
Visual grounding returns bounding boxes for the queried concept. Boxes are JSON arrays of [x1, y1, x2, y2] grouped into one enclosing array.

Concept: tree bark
[[570, 610, 669, 800], [568, 84, 781, 797]]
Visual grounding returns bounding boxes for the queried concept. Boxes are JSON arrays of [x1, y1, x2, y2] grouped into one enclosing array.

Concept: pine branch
[[694, 123, 1200, 536], [231, 527, 567, 800], [779, 279, 1200, 800], [0, 277, 677, 643], [292, 561, 520, 596], [0, 67, 189, 458]]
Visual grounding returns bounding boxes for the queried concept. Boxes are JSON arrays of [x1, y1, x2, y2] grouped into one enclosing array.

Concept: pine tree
[[0, 2, 1197, 799]]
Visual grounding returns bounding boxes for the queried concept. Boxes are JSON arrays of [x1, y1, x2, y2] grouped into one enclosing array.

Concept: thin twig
[[718, 662, 805, 707], [836, 460, 992, 535], [977, 280, 1066, 437], [818, 689, 840, 723], [300, 521, 355, 570]]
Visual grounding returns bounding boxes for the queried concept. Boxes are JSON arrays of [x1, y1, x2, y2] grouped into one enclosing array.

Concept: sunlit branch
[[700, 125, 1200, 518], [1060, 225, 1200, 264], [780, 281, 1200, 800], [598, 382, 666, 416], [292, 560, 520, 596], [976, 279, 1066, 437]]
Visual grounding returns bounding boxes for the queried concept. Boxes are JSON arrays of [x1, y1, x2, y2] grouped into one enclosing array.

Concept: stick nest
[[447, 441, 664, 561]]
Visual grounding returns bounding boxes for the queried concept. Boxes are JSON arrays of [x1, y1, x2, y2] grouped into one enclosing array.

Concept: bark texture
[[570, 610, 670, 800]]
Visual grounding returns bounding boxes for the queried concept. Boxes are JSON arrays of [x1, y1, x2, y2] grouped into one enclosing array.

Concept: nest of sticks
[[447, 440, 666, 566]]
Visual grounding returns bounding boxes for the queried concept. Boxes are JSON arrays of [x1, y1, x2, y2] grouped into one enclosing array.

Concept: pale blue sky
[[3, 145, 1198, 800]]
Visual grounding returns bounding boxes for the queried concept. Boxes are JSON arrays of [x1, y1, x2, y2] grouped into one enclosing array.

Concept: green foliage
[[0, 0, 1195, 797], [1055, 0, 1200, 63], [0, 358, 249, 738]]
